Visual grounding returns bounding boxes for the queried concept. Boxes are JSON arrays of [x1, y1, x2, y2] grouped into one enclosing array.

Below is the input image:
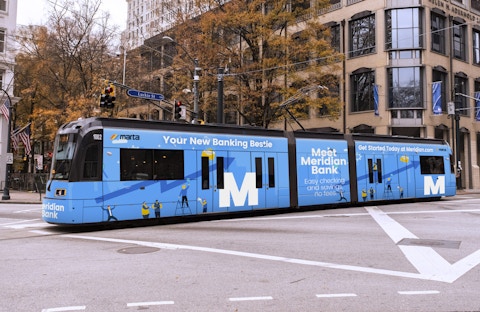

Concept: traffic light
[[99, 81, 116, 109], [106, 83, 116, 108], [174, 101, 182, 120], [99, 93, 106, 108]]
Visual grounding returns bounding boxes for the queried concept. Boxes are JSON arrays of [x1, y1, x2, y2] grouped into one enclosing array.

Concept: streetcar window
[[255, 157, 262, 188], [202, 156, 209, 189], [420, 156, 445, 174], [120, 149, 184, 181], [153, 150, 184, 180], [51, 134, 77, 180], [368, 159, 374, 183], [450, 154, 454, 173], [216, 157, 224, 189], [376, 159, 383, 183], [268, 157, 275, 187], [82, 144, 100, 180]]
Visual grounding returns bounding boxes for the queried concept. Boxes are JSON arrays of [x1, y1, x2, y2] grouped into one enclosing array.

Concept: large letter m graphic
[[219, 172, 258, 208]]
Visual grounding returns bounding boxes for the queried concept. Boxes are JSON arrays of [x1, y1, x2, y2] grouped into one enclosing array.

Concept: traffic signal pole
[[108, 80, 191, 121]]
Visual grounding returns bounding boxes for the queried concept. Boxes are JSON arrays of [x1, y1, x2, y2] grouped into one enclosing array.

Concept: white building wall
[[0, 0, 17, 191], [126, 0, 185, 49]]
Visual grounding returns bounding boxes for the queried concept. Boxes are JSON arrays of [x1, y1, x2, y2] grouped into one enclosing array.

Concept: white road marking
[[217, 208, 480, 222], [126, 301, 174, 307], [13, 208, 42, 214], [398, 290, 440, 295], [63, 234, 431, 281], [30, 230, 55, 235], [41, 306, 86, 312], [316, 293, 357, 298], [59, 202, 480, 284], [229, 296, 273, 302], [366, 206, 480, 283], [6, 222, 55, 229], [0, 219, 40, 226]]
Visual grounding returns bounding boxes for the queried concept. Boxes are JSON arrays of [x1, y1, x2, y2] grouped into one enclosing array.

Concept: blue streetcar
[[42, 117, 456, 224]]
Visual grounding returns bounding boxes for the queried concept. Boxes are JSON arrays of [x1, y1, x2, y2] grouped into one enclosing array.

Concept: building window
[[475, 80, 480, 93], [292, 31, 309, 70], [387, 67, 422, 109], [386, 8, 422, 50], [391, 127, 421, 137], [389, 50, 421, 60], [454, 75, 469, 116], [349, 14, 376, 57], [473, 0, 480, 11], [431, 12, 446, 54], [473, 29, 480, 65], [453, 21, 467, 61], [330, 24, 341, 52], [0, 29, 5, 53], [292, 0, 310, 10], [0, 1, 5, 11], [317, 74, 340, 117], [351, 69, 375, 112]]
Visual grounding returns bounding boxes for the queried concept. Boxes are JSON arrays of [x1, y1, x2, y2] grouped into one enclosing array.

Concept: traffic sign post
[[126, 89, 164, 101]]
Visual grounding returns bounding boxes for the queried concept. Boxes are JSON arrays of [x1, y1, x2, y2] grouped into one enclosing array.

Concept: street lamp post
[[193, 58, 200, 123], [121, 46, 127, 85], [1, 89, 12, 200], [217, 67, 224, 124], [454, 110, 461, 189], [162, 36, 200, 123]]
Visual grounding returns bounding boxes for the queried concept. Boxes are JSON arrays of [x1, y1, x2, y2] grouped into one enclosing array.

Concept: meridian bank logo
[[110, 133, 141, 144]]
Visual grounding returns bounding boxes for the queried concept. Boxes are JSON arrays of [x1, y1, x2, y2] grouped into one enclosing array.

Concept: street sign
[[6, 153, 13, 164], [126, 89, 164, 101], [447, 102, 455, 115]]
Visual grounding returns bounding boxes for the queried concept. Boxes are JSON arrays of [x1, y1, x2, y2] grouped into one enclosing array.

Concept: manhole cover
[[397, 238, 461, 249], [118, 246, 160, 254]]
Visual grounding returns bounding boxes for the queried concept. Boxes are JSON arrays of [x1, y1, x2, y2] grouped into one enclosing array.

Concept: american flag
[[19, 125, 31, 155], [11, 131, 19, 150], [0, 99, 10, 120]]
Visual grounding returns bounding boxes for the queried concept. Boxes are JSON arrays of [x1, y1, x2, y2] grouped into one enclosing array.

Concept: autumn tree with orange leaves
[[14, 0, 133, 146], [162, 0, 343, 128]]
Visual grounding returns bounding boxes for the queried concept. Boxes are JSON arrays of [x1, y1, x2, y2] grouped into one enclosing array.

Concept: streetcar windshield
[[51, 133, 77, 180]]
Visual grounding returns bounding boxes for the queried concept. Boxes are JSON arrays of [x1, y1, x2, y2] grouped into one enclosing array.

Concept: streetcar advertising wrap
[[42, 118, 456, 225], [295, 138, 350, 206]]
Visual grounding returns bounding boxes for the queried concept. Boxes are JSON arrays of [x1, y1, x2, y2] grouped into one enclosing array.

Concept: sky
[[16, 0, 128, 30]]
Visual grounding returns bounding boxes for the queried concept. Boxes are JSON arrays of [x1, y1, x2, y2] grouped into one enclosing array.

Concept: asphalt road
[[1, 194, 479, 311]]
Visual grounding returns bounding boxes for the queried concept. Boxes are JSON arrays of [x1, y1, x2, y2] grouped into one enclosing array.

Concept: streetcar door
[[196, 150, 229, 214], [396, 155, 412, 199], [213, 150, 252, 213], [251, 152, 279, 209]]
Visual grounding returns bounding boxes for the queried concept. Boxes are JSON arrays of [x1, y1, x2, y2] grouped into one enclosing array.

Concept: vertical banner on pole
[[475, 91, 480, 121], [432, 81, 442, 115], [373, 84, 379, 116]]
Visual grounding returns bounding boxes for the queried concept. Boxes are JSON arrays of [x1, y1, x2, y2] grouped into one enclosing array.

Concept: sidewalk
[[0, 190, 43, 204], [455, 189, 480, 195]]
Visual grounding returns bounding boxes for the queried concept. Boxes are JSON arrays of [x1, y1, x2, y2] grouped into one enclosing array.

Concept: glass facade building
[[303, 0, 480, 189]]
